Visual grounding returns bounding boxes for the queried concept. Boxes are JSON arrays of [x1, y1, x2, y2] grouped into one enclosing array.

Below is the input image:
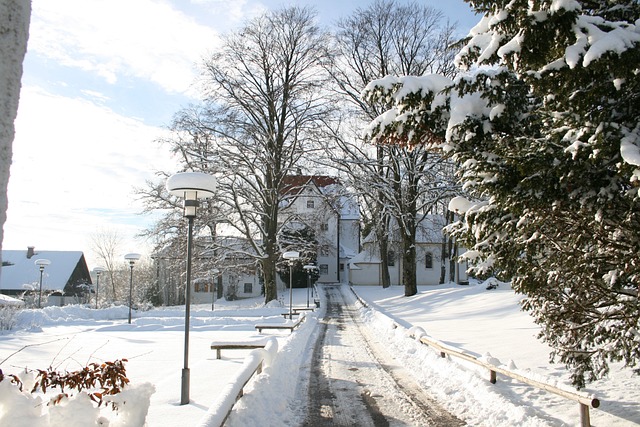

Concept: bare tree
[[140, 6, 332, 304], [326, 0, 459, 295], [89, 228, 124, 302], [137, 168, 222, 306], [201, 7, 332, 303]]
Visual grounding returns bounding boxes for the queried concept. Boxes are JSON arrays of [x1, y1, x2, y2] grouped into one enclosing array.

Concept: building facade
[[278, 175, 360, 286], [349, 215, 468, 286]]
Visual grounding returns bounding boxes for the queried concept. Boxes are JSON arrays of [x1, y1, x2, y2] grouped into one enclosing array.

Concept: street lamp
[[34, 259, 51, 308], [93, 267, 106, 309], [124, 253, 141, 324], [303, 264, 317, 308], [282, 251, 300, 318], [166, 171, 216, 406]]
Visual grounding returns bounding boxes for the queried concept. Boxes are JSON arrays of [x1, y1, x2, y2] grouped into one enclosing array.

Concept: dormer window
[[307, 199, 315, 209]]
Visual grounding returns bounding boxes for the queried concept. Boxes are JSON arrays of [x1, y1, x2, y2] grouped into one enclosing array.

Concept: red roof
[[280, 175, 340, 196]]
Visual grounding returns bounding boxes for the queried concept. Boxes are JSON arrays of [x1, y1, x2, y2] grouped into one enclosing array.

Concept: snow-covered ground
[[0, 282, 638, 426]]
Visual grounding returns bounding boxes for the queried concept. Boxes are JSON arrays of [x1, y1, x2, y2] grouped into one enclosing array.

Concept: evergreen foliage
[[363, 0, 640, 387], [277, 225, 319, 288]]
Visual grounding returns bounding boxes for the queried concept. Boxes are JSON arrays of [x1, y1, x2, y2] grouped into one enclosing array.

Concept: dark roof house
[[1, 247, 92, 297]]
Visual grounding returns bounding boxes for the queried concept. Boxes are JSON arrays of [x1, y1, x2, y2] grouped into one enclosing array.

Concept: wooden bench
[[255, 317, 304, 334], [210, 338, 271, 359], [292, 307, 315, 313], [281, 312, 300, 319]]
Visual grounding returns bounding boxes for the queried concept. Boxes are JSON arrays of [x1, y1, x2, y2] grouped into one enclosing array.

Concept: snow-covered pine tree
[[364, 0, 640, 388]]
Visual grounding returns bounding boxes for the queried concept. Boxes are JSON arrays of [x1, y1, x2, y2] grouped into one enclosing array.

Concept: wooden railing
[[198, 337, 278, 427], [349, 286, 600, 427]]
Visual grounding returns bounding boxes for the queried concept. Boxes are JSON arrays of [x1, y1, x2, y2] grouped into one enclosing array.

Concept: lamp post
[[303, 264, 317, 308], [93, 267, 106, 309], [166, 171, 216, 406], [124, 253, 141, 324], [34, 259, 51, 308], [282, 251, 300, 319]]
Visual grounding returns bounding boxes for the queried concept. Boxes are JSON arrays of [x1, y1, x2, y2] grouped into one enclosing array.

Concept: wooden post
[[579, 403, 590, 427]]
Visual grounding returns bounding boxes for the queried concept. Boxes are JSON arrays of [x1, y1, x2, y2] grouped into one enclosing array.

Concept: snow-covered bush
[[0, 306, 20, 330], [0, 360, 155, 426]]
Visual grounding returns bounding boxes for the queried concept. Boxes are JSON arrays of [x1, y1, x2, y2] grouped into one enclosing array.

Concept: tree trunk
[[378, 220, 391, 288], [262, 193, 280, 303], [402, 233, 417, 296], [376, 145, 391, 289], [262, 255, 278, 303], [400, 171, 418, 297], [0, 0, 30, 270]]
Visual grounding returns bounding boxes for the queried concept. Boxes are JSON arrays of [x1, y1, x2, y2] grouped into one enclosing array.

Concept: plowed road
[[302, 285, 465, 427]]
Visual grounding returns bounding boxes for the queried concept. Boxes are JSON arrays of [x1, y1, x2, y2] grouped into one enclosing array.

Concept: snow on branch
[[361, 74, 453, 148]]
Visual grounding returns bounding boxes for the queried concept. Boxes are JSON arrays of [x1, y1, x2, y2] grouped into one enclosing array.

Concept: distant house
[[195, 236, 262, 302], [0, 246, 93, 305], [279, 174, 360, 285], [349, 215, 468, 286], [152, 174, 361, 305], [153, 236, 262, 306]]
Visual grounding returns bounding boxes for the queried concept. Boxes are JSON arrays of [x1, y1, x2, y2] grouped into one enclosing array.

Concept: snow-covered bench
[[255, 316, 304, 334], [210, 337, 272, 359], [292, 307, 315, 313], [281, 312, 301, 319]]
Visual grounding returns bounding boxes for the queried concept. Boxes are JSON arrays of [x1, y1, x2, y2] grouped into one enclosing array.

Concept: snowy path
[[302, 285, 463, 427]]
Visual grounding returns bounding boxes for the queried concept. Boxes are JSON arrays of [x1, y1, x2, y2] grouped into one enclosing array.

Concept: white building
[[155, 176, 467, 303], [349, 215, 468, 286], [278, 175, 360, 285], [153, 236, 263, 305]]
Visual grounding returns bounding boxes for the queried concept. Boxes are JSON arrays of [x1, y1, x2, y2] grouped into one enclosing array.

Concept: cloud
[[5, 86, 178, 262], [28, 0, 222, 94]]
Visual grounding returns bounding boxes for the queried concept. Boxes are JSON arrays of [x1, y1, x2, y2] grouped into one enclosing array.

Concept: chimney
[[27, 246, 35, 259]]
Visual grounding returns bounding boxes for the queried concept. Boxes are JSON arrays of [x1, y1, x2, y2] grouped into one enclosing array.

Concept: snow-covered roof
[[362, 214, 447, 244], [1, 249, 89, 292], [0, 293, 25, 306], [349, 250, 381, 267], [339, 244, 358, 259]]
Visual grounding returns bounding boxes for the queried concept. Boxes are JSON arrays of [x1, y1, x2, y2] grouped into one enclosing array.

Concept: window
[[387, 250, 395, 267], [320, 223, 329, 231], [319, 264, 328, 275], [194, 283, 209, 293], [340, 263, 345, 271], [244, 282, 253, 294], [320, 245, 330, 256], [307, 199, 315, 209], [425, 252, 433, 269]]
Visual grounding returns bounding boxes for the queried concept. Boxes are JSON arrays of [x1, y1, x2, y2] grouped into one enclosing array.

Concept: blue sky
[[5, 0, 478, 268]]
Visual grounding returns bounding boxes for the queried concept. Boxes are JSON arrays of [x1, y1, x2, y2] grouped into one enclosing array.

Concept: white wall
[[350, 243, 468, 286]]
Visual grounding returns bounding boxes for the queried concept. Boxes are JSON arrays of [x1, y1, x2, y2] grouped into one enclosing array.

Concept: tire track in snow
[[302, 285, 465, 427]]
